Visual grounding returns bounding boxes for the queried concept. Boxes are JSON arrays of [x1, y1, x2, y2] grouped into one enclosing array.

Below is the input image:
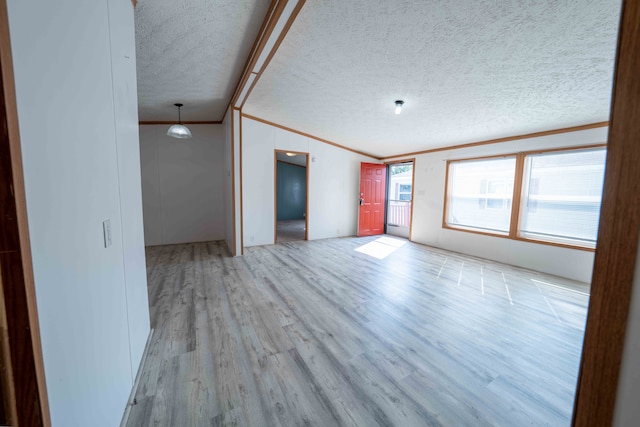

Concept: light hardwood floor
[[276, 219, 306, 242], [127, 236, 589, 426]]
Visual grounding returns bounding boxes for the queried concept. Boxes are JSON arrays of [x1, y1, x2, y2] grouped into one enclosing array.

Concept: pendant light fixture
[[395, 100, 404, 115], [167, 103, 192, 139]]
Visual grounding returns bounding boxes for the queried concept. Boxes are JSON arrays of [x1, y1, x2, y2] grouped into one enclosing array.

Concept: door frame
[[273, 150, 309, 243], [0, 0, 50, 424], [357, 162, 388, 237], [572, 1, 640, 425], [0, 273, 16, 426], [384, 158, 416, 241]]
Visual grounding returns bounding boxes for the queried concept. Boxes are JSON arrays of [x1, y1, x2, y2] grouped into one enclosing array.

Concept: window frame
[[398, 184, 412, 201], [443, 144, 607, 251], [443, 154, 517, 236]]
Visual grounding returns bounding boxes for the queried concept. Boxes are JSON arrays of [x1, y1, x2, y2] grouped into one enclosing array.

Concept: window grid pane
[[519, 148, 606, 246], [447, 157, 516, 234]]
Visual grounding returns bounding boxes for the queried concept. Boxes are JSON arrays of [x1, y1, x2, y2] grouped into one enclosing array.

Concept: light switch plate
[[103, 219, 112, 248]]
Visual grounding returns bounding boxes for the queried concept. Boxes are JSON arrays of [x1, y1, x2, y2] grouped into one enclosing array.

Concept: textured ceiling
[[135, 0, 270, 121], [244, 0, 621, 158], [276, 151, 307, 166]]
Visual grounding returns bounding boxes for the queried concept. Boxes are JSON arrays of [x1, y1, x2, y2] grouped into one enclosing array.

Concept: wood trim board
[[509, 153, 525, 239], [409, 158, 416, 241], [384, 158, 415, 165], [442, 159, 451, 234], [255, 1, 305, 78], [230, 0, 288, 109], [305, 155, 309, 241], [138, 121, 221, 125], [0, 0, 50, 423], [0, 269, 16, 426], [226, 0, 278, 115], [239, 0, 307, 110], [572, 0, 640, 424], [239, 109, 245, 255], [273, 152, 277, 245], [382, 122, 609, 160], [230, 109, 237, 256], [241, 113, 380, 159]]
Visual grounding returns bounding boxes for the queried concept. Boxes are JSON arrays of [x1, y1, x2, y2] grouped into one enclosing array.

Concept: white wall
[[106, 0, 150, 379], [614, 237, 640, 426], [242, 117, 378, 247], [7, 0, 149, 425], [395, 126, 608, 283], [139, 124, 225, 246]]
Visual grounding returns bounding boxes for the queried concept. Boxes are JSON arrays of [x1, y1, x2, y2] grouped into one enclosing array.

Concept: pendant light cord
[[174, 103, 184, 124]]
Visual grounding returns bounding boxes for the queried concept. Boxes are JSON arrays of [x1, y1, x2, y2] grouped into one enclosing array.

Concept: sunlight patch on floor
[[355, 236, 407, 259]]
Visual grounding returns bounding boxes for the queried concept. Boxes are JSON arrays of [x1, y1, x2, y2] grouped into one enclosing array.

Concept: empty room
[[2, 1, 640, 427]]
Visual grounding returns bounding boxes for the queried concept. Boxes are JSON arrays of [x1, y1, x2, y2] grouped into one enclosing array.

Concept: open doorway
[[274, 150, 308, 243], [386, 160, 414, 239], [0, 30, 48, 423]]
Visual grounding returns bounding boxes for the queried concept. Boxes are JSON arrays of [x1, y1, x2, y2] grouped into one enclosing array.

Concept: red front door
[[358, 162, 387, 237]]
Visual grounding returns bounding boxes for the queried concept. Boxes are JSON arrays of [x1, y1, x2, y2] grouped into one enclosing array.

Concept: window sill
[[443, 223, 596, 252]]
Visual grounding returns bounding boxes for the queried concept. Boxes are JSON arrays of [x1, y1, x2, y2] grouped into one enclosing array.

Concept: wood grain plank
[[572, 0, 640, 425], [129, 237, 589, 426]]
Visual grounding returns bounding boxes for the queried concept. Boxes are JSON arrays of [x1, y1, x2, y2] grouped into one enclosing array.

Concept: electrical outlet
[[103, 219, 112, 248]]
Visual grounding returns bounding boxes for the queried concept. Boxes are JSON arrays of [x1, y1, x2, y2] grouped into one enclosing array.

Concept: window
[[446, 157, 516, 234], [519, 148, 606, 248], [398, 184, 412, 201], [444, 145, 606, 250]]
